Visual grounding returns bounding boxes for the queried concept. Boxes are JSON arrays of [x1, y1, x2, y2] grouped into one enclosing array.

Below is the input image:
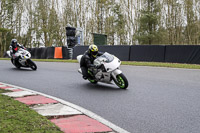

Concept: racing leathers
[[80, 50, 103, 79], [9, 43, 25, 66]]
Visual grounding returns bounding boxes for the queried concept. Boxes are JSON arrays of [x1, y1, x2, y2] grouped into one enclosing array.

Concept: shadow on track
[[9, 67, 34, 72], [82, 82, 126, 91]]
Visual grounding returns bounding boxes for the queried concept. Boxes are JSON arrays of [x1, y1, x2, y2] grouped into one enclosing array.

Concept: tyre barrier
[[46, 47, 55, 59], [35, 48, 43, 59], [130, 45, 165, 62], [72, 46, 88, 59], [3, 45, 200, 64], [72, 45, 131, 61], [165, 45, 200, 64], [40, 48, 48, 59], [62, 46, 71, 59], [98, 45, 131, 61]]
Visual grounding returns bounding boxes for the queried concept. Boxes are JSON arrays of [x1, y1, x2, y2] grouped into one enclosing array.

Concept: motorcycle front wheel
[[113, 73, 128, 89], [27, 59, 37, 70]]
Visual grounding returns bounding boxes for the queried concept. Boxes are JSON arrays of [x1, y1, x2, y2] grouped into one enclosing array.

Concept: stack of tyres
[[66, 27, 77, 48]]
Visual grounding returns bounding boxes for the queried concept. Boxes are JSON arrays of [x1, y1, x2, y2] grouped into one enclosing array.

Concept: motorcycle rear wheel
[[113, 73, 128, 89]]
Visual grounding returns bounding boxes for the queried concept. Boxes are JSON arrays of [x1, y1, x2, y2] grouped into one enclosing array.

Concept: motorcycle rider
[[80, 44, 104, 80], [9, 39, 26, 66]]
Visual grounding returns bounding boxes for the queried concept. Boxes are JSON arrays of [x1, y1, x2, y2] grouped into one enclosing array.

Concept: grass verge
[[121, 61, 200, 69], [1, 58, 200, 69], [0, 89, 62, 133], [0, 58, 10, 60]]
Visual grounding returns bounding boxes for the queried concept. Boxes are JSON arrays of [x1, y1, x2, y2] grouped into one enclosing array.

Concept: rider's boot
[[82, 76, 88, 80]]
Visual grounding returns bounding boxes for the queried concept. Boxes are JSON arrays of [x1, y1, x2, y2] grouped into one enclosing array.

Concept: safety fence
[[4, 45, 200, 64], [26, 47, 71, 59], [72, 45, 200, 64]]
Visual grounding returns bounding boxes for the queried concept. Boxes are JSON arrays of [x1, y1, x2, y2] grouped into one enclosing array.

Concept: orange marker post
[[54, 47, 63, 59]]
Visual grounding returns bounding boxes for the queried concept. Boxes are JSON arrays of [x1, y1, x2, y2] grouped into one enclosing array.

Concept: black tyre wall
[[40, 48, 47, 59], [29, 48, 36, 59], [130, 45, 165, 62], [72, 45, 130, 61], [98, 45, 130, 61], [72, 46, 89, 59], [27, 48, 32, 54], [62, 46, 70, 59], [23, 45, 200, 64], [165, 45, 200, 64], [35, 48, 43, 59], [46, 47, 55, 59]]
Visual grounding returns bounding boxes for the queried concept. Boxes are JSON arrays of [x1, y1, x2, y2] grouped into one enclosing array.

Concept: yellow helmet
[[89, 44, 98, 57]]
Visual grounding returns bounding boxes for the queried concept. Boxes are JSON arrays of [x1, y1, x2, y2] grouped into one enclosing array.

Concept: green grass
[[0, 58, 10, 60], [0, 89, 11, 93], [1, 58, 200, 69], [32, 59, 78, 63], [122, 61, 200, 69], [0, 90, 62, 133]]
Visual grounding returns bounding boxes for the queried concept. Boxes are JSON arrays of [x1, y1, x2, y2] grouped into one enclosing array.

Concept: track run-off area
[[0, 60, 200, 133]]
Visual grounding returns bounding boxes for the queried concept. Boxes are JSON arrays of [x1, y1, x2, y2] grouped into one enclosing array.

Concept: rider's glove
[[88, 64, 95, 68], [95, 64, 102, 69]]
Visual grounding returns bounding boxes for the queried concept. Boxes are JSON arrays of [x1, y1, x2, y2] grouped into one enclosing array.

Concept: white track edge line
[[0, 82, 130, 133]]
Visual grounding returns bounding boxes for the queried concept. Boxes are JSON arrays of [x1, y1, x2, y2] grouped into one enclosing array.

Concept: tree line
[[0, 0, 200, 57]]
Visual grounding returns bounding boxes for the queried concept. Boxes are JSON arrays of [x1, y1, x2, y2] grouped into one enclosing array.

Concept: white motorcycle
[[77, 52, 128, 89], [7, 48, 37, 70]]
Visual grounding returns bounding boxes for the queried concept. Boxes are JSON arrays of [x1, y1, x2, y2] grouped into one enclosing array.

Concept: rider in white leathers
[[9, 39, 26, 67]]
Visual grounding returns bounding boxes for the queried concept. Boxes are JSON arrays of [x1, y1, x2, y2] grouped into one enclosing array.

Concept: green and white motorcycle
[[77, 52, 128, 89]]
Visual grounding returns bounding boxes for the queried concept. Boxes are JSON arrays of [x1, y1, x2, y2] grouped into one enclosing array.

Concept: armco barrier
[[130, 45, 166, 62], [165, 45, 200, 64]]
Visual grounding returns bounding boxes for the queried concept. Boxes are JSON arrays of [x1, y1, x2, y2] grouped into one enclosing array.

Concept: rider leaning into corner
[[9, 39, 26, 66], [80, 44, 104, 80]]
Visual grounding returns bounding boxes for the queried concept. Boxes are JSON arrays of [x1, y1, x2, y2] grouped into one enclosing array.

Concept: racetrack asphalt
[[1, 60, 200, 133]]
